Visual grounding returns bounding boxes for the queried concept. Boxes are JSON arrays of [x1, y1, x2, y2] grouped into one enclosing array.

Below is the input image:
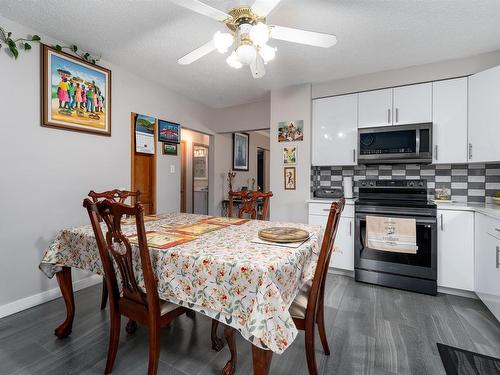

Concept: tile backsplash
[[311, 163, 500, 203]]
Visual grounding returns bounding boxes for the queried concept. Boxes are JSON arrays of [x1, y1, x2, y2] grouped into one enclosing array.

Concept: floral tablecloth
[[39, 213, 323, 354]]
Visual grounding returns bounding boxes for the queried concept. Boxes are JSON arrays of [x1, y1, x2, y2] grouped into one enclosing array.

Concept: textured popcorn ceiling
[[1, 0, 500, 108]]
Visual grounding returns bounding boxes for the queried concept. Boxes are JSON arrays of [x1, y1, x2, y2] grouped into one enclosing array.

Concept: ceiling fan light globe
[[236, 44, 257, 65], [213, 31, 234, 53], [226, 51, 243, 69], [259, 44, 276, 63], [249, 22, 270, 46]]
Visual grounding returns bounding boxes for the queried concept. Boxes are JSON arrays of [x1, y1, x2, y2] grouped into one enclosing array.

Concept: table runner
[[39, 213, 323, 354]]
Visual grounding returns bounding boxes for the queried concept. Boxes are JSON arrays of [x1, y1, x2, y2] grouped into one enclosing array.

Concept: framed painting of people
[[41, 44, 111, 136], [232, 132, 249, 171]]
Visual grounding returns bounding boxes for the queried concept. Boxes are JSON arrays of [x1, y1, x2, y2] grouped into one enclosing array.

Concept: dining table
[[39, 212, 324, 374]]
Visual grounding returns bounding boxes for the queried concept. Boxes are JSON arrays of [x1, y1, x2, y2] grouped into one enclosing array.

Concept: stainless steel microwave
[[358, 123, 432, 164]]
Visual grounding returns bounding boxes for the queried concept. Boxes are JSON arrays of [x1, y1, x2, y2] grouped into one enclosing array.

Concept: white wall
[[269, 84, 312, 224], [209, 97, 270, 132], [313, 49, 500, 99], [0, 15, 214, 312], [212, 131, 270, 216]]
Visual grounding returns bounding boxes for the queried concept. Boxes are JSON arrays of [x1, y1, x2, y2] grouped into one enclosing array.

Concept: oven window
[[358, 217, 432, 267], [360, 129, 416, 155]]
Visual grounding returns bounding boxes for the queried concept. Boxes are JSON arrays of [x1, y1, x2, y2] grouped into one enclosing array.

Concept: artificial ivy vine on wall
[[0, 25, 100, 64], [0, 26, 40, 58]]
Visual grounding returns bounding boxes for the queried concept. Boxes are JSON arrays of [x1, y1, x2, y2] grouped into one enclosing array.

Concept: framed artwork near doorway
[[162, 142, 178, 155], [284, 166, 296, 190], [41, 44, 111, 136], [232, 132, 249, 171]]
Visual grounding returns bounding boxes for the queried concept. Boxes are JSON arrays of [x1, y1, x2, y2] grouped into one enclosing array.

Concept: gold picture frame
[[284, 166, 296, 190]]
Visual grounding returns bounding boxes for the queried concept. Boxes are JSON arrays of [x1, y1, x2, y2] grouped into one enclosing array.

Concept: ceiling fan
[[169, 0, 337, 79]]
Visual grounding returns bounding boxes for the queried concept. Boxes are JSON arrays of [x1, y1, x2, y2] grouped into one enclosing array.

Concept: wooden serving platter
[[258, 227, 310, 243]]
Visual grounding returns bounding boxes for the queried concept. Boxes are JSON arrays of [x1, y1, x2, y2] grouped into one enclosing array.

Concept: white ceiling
[[2, 0, 500, 108]]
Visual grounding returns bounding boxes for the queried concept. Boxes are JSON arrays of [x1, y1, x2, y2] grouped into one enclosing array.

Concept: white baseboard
[[0, 274, 102, 319], [437, 286, 478, 299]]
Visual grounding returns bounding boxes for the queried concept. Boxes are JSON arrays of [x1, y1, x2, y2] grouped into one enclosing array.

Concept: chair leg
[[222, 325, 237, 375], [104, 311, 121, 374], [147, 322, 161, 375], [100, 280, 108, 310], [305, 321, 318, 375], [211, 319, 224, 351], [316, 304, 330, 355]]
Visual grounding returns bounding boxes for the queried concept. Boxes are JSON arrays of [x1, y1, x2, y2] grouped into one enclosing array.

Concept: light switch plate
[[170, 165, 175, 173]]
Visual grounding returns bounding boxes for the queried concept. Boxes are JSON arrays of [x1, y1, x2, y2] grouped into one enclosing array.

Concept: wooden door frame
[[130, 112, 157, 213], [192, 142, 209, 214], [180, 140, 187, 213]]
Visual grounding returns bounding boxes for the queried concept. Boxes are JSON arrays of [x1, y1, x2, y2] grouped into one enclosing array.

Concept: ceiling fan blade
[[178, 40, 216, 65], [250, 55, 266, 79], [251, 0, 281, 17], [169, 0, 230, 22], [270, 25, 337, 48]]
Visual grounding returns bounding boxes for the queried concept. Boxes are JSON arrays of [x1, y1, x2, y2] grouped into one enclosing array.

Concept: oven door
[[354, 209, 437, 280]]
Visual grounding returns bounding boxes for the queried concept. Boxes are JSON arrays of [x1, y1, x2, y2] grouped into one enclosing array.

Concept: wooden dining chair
[[227, 190, 273, 220], [210, 191, 274, 352], [289, 198, 345, 375], [83, 198, 188, 375], [88, 189, 141, 310]]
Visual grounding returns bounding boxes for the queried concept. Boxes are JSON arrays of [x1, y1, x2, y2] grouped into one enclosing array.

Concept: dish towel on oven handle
[[366, 215, 418, 254]]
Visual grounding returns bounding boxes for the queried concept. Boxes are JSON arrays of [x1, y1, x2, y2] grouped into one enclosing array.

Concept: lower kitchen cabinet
[[475, 213, 500, 321], [308, 202, 354, 271], [437, 209, 474, 291]]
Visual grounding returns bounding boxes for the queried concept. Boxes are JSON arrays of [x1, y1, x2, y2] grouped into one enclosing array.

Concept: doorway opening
[[180, 129, 210, 214]]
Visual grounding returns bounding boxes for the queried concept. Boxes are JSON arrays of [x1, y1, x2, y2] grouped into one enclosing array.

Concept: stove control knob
[[418, 181, 424, 187], [369, 181, 375, 186], [361, 181, 366, 186], [409, 181, 415, 187]]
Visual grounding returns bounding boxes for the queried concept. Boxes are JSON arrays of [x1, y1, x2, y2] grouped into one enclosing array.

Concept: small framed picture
[[162, 142, 178, 155], [278, 120, 304, 142], [158, 119, 180, 143], [284, 167, 296, 190], [233, 132, 249, 171], [283, 146, 297, 165]]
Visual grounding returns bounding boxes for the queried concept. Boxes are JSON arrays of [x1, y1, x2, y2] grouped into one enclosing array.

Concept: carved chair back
[[89, 189, 141, 204], [228, 191, 273, 220], [248, 191, 273, 220], [305, 199, 345, 321], [83, 198, 160, 314]]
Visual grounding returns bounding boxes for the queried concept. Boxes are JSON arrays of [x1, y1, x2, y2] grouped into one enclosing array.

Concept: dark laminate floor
[[1, 274, 500, 375]]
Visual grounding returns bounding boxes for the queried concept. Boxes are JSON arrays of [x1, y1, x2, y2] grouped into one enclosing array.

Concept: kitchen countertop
[[434, 201, 500, 220], [306, 198, 356, 205], [308, 198, 500, 220]]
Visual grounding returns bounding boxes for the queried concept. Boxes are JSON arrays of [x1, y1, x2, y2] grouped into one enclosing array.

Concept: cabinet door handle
[[388, 109, 391, 124], [468, 143, 473, 159], [352, 149, 356, 163], [495, 228, 500, 232], [349, 221, 352, 236], [440, 213, 444, 231], [395, 108, 399, 123], [497, 246, 500, 269], [434, 145, 438, 160]]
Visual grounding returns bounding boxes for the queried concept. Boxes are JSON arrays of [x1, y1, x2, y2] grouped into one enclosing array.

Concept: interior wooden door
[[131, 113, 156, 215]]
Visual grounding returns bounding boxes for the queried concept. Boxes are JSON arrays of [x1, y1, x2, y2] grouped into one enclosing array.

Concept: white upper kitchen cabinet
[[312, 94, 358, 166], [437, 209, 474, 291], [393, 83, 432, 125], [358, 88, 393, 128], [469, 65, 500, 163], [432, 78, 468, 164]]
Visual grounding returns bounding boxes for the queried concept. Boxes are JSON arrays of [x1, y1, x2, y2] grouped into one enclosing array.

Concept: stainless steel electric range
[[354, 179, 438, 295]]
